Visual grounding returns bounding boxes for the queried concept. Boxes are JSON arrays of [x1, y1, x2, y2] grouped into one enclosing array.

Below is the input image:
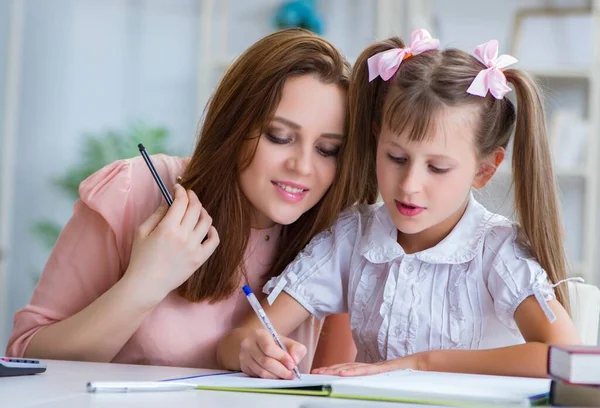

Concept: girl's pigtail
[[505, 69, 570, 311]]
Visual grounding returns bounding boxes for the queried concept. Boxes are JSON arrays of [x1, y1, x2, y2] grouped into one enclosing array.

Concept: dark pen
[[138, 143, 174, 206]]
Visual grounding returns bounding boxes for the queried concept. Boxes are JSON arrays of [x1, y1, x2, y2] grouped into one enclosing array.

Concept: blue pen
[[242, 285, 302, 380]]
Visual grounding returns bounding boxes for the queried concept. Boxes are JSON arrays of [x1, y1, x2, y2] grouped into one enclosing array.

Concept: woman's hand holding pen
[[124, 184, 219, 304], [239, 328, 307, 380]]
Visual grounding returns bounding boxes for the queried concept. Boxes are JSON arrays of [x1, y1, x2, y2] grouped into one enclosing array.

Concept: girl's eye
[[388, 153, 407, 164], [265, 133, 291, 144], [317, 146, 340, 157], [429, 165, 450, 174]]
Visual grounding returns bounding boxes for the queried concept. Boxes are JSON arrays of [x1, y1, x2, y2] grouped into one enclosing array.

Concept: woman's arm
[[13, 185, 218, 362], [316, 296, 581, 377], [311, 313, 356, 371], [217, 292, 310, 377], [24, 273, 160, 362], [10, 198, 139, 361]]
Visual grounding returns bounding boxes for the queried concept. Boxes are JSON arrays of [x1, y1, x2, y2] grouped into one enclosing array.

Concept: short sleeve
[[6, 159, 138, 357], [485, 226, 556, 330], [263, 209, 360, 320]]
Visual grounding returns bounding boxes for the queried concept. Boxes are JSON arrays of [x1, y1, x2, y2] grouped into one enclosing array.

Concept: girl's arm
[[311, 314, 356, 371], [316, 296, 581, 377], [218, 209, 361, 378], [217, 292, 311, 378], [422, 296, 580, 377]]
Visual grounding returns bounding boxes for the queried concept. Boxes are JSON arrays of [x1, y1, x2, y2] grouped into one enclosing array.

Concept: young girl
[[217, 29, 581, 379], [6, 29, 359, 372]]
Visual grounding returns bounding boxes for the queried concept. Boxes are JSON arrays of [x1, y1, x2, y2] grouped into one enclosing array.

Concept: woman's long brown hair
[[350, 38, 569, 310], [178, 29, 358, 303]]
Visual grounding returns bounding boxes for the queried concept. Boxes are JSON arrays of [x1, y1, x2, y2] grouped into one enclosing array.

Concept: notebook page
[[183, 372, 342, 389], [331, 370, 550, 405]]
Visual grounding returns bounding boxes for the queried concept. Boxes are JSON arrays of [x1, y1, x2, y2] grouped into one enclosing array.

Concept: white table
[[0, 360, 419, 408]]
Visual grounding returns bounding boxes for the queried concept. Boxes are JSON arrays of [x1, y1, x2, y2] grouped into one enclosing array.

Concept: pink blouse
[[6, 155, 320, 372]]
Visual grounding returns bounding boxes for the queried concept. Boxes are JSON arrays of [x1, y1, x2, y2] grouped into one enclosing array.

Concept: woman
[[6, 29, 358, 372]]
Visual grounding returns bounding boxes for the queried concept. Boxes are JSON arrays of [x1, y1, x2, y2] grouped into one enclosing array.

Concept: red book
[[548, 345, 600, 385]]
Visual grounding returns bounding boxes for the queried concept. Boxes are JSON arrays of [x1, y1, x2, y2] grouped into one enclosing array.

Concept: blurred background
[[1, 0, 599, 349]]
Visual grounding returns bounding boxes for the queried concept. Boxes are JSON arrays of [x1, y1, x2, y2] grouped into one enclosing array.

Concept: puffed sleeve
[[485, 225, 557, 330], [263, 208, 360, 319], [6, 159, 140, 356]]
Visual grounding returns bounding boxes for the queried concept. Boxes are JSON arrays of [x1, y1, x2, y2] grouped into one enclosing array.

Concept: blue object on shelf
[[274, 0, 324, 34]]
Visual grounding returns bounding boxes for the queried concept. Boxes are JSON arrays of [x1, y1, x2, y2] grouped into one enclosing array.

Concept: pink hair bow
[[466, 40, 518, 99], [368, 28, 440, 82]]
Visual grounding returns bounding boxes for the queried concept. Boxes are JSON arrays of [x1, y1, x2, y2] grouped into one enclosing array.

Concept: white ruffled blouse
[[264, 194, 559, 363]]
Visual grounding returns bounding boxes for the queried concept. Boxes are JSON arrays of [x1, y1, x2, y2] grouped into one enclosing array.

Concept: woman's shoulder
[[78, 154, 188, 229]]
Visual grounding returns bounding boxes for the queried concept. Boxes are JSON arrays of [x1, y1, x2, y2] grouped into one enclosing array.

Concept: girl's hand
[[311, 353, 423, 377], [124, 184, 219, 303], [239, 328, 307, 380]]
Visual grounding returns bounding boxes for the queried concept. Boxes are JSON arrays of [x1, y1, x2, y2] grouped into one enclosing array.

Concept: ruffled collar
[[359, 194, 511, 265]]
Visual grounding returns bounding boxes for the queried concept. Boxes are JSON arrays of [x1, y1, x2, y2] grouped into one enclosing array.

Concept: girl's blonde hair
[[349, 37, 569, 310]]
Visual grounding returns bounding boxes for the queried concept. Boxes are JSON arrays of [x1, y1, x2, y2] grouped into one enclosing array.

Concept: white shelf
[[501, 2, 599, 285]]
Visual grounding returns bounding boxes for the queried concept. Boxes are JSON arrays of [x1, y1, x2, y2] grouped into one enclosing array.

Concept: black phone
[[0, 357, 47, 377]]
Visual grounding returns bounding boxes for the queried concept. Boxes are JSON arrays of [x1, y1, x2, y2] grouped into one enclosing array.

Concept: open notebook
[[167, 370, 551, 406]]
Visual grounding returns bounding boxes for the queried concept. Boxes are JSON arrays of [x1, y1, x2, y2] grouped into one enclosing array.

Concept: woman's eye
[[429, 165, 450, 174], [265, 133, 291, 144], [387, 153, 406, 164], [317, 146, 340, 157]]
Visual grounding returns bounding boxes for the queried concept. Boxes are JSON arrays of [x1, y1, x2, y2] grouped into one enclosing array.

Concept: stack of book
[[548, 344, 600, 406]]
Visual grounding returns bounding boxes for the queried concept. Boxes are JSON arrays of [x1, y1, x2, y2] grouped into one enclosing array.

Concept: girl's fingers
[[313, 363, 360, 375], [256, 332, 294, 370], [338, 364, 382, 377], [241, 359, 259, 378], [286, 341, 307, 366], [249, 353, 292, 380]]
